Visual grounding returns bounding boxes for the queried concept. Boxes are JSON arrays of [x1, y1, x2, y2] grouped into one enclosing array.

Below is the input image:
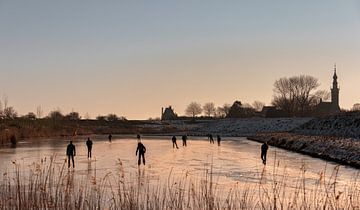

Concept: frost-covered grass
[[189, 118, 312, 137], [1, 155, 359, 210]]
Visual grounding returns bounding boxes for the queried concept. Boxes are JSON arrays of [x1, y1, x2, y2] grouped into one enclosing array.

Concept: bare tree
[[49, 110, 63, 120], [252, 101, 265, 112], [272, 75, 320, 116], [203, 102, 216, 117], [185, 102, 202, 118], [36, 105, 43, 119], [4, 107, 17, 119], [352, 103, 360, 111]]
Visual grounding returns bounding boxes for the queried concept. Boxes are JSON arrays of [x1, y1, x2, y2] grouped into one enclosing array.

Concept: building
[[313, 65, 341, 116], [260, 106, 288, 118], [161, 106, 178, 120]]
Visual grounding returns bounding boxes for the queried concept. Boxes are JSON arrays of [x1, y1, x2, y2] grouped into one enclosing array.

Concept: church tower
[[331, 64, 340, 109]]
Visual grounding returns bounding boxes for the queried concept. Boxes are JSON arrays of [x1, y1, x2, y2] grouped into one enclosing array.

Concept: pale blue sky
[[0, 1, 359, 119]]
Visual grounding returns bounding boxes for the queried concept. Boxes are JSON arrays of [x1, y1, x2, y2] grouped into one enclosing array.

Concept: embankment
[[248, 132, 360, 168], [189, 118, 312, 136]]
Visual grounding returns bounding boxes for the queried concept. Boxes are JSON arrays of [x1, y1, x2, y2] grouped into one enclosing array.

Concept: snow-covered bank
[[187, 118, 312, 136], [248, 133, 360, 168], [293, 112, 360, 138]]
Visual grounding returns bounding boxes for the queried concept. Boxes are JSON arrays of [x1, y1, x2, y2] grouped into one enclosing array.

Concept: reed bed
[[0, 155, 359, 210]]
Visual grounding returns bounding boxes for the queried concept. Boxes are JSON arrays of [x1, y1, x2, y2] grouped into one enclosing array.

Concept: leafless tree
[[4, 107, 17, 119], [185, 102, 202, 118], [252, 101, 265, 112], [352, 103, 360, 111], [310, 90, 331, 106], [49, 110, 63, 120], [203, 102, 216, 117], [272, 75, 320, 116]]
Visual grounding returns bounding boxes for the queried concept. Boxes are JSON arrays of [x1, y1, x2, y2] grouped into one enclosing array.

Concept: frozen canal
[[0, 135, 359, 191]]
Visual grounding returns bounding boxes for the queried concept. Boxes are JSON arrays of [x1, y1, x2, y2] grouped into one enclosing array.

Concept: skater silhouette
[[217, 135, 221, 146], [108, 134, 112, 142], [86, 137, 93, 158], [182, 135, 187, 147], [261, 142, 269, 165], [136, 137, 146, 166], [172, 136, 179, 149], [209, 134, 214, 144], [66, 141, 76, 168]]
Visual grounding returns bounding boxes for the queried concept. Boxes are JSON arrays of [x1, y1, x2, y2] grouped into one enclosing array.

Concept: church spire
[[331, 63, 339, 110]]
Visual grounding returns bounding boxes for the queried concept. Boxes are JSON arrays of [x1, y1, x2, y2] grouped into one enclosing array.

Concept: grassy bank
[[1, 156, 359, 209], [248, 133, 360, 169], [0, 118, 183, 145]]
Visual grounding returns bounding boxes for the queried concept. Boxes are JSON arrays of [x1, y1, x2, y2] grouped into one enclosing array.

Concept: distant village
[[161, 66, 345, 121]]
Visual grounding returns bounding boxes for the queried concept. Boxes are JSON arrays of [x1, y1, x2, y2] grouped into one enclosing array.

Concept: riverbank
[[248, 132, 360, 168], [0, 117, 310, 145]]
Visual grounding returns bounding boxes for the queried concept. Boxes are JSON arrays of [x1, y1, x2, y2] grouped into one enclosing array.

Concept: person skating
[[66, 141, 76, 168], [209, 134, 214, 144], [261, 142, 269, 165], [136, 137, 146, 166], [182, 135, 187, 147], [86, 137, 93, 158], [108, 134, 112, 142], [172, 136, 179, 149], [217, 135, 221, 146]]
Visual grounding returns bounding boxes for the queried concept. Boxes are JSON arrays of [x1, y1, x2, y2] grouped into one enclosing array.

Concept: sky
[[0, 1, 360, 119]]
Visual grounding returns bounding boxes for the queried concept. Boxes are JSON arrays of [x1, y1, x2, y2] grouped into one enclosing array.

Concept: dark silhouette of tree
[[49, 110, 63, 120], [272, 75, 322, 116], [203, 102, 216, 117], [185, 102, 202, 118], [106, 114, 119, 122], [216, 103, 231, 118], [66, 112, 81, 121], [4, 107, 17, 119]]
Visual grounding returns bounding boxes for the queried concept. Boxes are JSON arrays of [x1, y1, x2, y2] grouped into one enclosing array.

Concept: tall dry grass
[[1, 155, 360, 210]]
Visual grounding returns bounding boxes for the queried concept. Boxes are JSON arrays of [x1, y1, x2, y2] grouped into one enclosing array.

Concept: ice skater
[[172, 136, 179, 149], [86, 137, 93, 158], [108, 134, 112, 142], [261, 142, 269, 165], [217, 135, 221, 146], [209, 134, 214, 144], [182, 135, 187, 147], [136, 136, 146, 166], [66, 141, 76, 168]]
